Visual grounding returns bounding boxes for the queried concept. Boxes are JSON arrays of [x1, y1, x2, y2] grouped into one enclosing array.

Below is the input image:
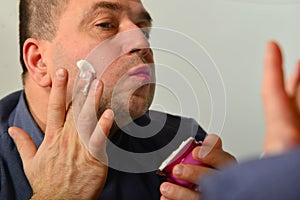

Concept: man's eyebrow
[[80, 1, 152, 26], [91, 1, 122, 11], [80, 1, 122, 26], [90, 2, 152, 23]]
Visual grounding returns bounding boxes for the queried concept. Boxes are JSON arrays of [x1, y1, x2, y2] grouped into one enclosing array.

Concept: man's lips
[[128, 65, 151, 81]]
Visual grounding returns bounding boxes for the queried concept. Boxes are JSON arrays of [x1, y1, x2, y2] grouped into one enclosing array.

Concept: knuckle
[[77, 112, 95, 123], [183, 165, 196, 178], [48, 102, 64, 112], [201, 150, 217, 164]]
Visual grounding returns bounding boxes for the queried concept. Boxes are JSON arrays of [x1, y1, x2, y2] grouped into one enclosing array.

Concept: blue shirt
[[0, 91, 206, 200], [200, 148, 300, 200]]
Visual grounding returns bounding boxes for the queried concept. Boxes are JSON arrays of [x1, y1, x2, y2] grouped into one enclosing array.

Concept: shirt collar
[[11, 91, 44, 147]]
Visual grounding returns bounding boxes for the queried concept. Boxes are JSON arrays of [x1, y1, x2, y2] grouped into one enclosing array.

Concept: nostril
[[130, 48, 141, 54], [129, 48, 150, 57]]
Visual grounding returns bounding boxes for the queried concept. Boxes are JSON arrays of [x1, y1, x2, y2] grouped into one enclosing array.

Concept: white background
[[1, 0, 300, 161]]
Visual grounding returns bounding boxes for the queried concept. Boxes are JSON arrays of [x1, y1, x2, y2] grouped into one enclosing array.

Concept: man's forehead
[[74, 0, 143, 6], [62, 0, 149, 21], [67, 0, 146, 13], [91, 0, 144, 8], [125, 0, 142, 3], [74, 0, 151, 22], [65, 0, 144, 9]]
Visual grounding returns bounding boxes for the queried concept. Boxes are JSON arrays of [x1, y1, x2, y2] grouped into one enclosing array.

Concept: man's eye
[[141, 29, 150, 39], [96, 23, 114, 29]]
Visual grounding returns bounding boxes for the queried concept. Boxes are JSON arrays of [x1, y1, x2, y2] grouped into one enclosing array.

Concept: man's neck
[[24, 78, 50, 133]]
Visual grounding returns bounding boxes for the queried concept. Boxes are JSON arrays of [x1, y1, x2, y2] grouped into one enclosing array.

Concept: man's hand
[[160, 134, 236, 200], [262, 41, 300, 155], [8, 69, 114, 199]]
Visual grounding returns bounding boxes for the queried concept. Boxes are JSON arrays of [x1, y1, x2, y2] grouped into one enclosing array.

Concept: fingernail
[[103, 109, 114, 119], [161, 184, 169, 194], [8, 128, 15, 138], [173, 164, 184, 176], [56, 69, 66, 80], [198, 147, 208, 159]]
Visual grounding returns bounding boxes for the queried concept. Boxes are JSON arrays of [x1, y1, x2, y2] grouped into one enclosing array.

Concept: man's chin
[[115, 108, 147, 127]]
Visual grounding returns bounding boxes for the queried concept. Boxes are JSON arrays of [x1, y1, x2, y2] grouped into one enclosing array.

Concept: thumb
[[202, 134, 223, 149], [8, 127, 37, 165]]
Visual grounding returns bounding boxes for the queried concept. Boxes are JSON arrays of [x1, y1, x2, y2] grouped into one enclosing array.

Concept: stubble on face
[[97, 51, 155, 128]]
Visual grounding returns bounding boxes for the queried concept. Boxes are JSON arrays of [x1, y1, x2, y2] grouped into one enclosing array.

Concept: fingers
[[202, 134, 222, 149], [171, 147, 235, 184], [195, 146, 236, 168], [193, 134, 236, 168], [159, 135, 234, 200], [168, 135, 236, 188], [46, 69, 68, 134], [82, 80, 103, 120], [160, 182, 201, 200], [97, 109, 114, 135], [172, 164, 214, 184], [263, 41, 285, 97], [191, 134, 223, 167], [192, 135, 236, 168], [76, 80, 103, 145], [286, 61, 300, 97], [172, 147, 236, 183], [89, 109, 114, 161], [262, 41, 289, 121], [262, 42, 300, 154], [294, 61, 300, 110], [171, 135, 223, 184], [72, 70, 96, 122], [8, 127, 37, 167]]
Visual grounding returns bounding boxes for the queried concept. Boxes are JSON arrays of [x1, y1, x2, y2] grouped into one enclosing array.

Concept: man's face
[[43, 0, 155, 125]]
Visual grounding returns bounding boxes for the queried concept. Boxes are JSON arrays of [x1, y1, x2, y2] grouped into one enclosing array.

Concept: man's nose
[[119, 20, 151, 57]]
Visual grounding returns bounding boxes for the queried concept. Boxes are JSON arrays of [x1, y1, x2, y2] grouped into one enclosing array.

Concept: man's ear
[[23, 38, 51, 87]]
